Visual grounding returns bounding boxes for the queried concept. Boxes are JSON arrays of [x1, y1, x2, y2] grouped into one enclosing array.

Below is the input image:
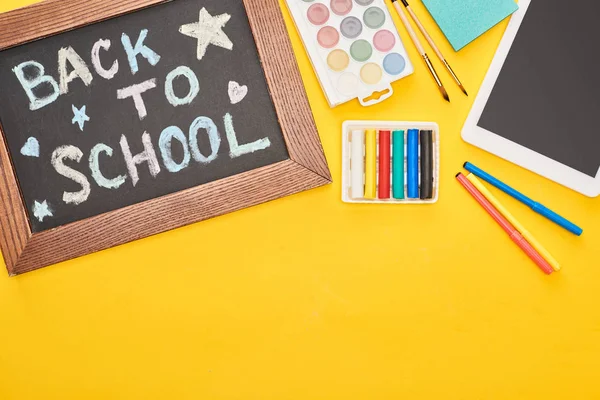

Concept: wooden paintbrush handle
[[405, 5, 445, 62], [392, 1, 425, 55]]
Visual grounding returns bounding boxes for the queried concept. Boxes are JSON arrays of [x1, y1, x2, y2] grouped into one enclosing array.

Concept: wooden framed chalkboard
[[0, 0, 330, 275]]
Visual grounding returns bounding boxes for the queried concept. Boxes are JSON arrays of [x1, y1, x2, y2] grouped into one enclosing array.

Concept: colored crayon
[[365, 129, 377, 199], [466, 174, 560, 271], [407, 129, 419, 198], [350, 130, 365, 199], [456, 173, 554, 275], [378, 130, 391, 199], [420, 130, 433, 199], [392, 130, 405, 199], [463, 162, 582, 236]]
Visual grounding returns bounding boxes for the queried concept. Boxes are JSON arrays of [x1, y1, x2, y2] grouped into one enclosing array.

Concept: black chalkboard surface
[[0, 0, 288, 232], [0, 0, 329, 275]]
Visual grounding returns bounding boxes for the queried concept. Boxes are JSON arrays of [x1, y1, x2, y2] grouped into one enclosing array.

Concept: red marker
[[456, 173, 553, 275], [378, 130, 391, 199]]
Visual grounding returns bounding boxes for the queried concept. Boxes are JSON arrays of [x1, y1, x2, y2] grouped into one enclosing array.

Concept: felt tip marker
[[456, 173, 554, 275], [464, 162, 583, 236], [466, 174, 560, 272]]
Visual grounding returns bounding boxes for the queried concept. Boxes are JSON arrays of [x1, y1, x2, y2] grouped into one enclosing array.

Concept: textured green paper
[[422, 0, 519, 51]]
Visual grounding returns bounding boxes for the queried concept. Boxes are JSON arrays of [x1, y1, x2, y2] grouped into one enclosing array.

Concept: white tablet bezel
[[461, 0, 600, 197]]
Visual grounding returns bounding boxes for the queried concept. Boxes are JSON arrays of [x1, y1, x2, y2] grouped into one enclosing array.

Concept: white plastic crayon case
[[342, 121, 440, 204]]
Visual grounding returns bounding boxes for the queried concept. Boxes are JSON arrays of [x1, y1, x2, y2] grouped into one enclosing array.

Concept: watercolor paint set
[[342, 121, 440, 204], [285, 0, 414, 107]]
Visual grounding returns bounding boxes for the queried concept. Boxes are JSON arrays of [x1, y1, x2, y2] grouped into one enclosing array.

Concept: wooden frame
[[0, 0, 331, 275]]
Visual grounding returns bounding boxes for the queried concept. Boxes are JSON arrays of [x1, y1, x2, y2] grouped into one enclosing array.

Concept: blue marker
[[407, 129, 419, 199], [464, 162, 583, 236]]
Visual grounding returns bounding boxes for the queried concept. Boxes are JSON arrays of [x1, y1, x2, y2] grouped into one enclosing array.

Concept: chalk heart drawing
[[20, 137, 40, 157], [228, 81, 248, 105]]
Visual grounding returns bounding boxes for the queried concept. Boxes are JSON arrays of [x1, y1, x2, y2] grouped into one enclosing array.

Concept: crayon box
[[342, 121, 440, 204]]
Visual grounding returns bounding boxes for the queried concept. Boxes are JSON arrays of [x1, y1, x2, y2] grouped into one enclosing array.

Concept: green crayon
[[392, 130, 405, 199]]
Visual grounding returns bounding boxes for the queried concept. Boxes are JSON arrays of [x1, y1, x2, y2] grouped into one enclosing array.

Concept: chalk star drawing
[[179, 8, 233, 61], [32, 200, 53, 222], [71, 104, 90, 131], [20, 137, 40, 157]]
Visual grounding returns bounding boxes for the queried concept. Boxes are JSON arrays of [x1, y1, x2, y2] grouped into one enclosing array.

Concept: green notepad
[[422, 0, 519, 51]]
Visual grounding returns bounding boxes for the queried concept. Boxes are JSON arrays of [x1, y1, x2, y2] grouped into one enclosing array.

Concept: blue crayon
[[464, 162, 583, 236], [407, 129, 419, 199]]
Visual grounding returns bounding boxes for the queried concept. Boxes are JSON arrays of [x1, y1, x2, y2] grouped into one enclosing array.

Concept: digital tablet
[[462, 0, 600, 197]]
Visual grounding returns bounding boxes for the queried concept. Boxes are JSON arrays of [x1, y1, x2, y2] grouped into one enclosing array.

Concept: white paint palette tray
[[285, 0, 414, 107]]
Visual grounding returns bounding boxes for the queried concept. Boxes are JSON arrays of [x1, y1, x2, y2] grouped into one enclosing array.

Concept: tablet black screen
[[478, 0, 600, 177]]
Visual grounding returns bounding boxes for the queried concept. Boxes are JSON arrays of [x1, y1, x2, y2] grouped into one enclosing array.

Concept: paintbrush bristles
[[392, 0, 450, 101], [399, 0, 469, 97], [441, 86, 450, 102]]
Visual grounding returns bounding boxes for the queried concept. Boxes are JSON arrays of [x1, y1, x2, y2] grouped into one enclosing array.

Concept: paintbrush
[[399, 0, 468, 95], [390, 0, 449, 102]]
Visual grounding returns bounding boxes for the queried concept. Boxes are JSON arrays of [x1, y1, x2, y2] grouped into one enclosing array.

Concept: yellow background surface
[[2, 0, 600, 398]]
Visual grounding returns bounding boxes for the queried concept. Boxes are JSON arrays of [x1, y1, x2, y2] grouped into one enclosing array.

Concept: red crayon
[[456, 173, 553, 275], [378, 130, 391, 199]]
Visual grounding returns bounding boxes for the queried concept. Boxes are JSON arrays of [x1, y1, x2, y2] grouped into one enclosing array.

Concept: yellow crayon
[[364, 129, 377, 199], [466, 174, 560, 271]]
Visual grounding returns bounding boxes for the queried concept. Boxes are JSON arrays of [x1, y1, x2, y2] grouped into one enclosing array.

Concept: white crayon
[[350, 130, 365, 199]]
